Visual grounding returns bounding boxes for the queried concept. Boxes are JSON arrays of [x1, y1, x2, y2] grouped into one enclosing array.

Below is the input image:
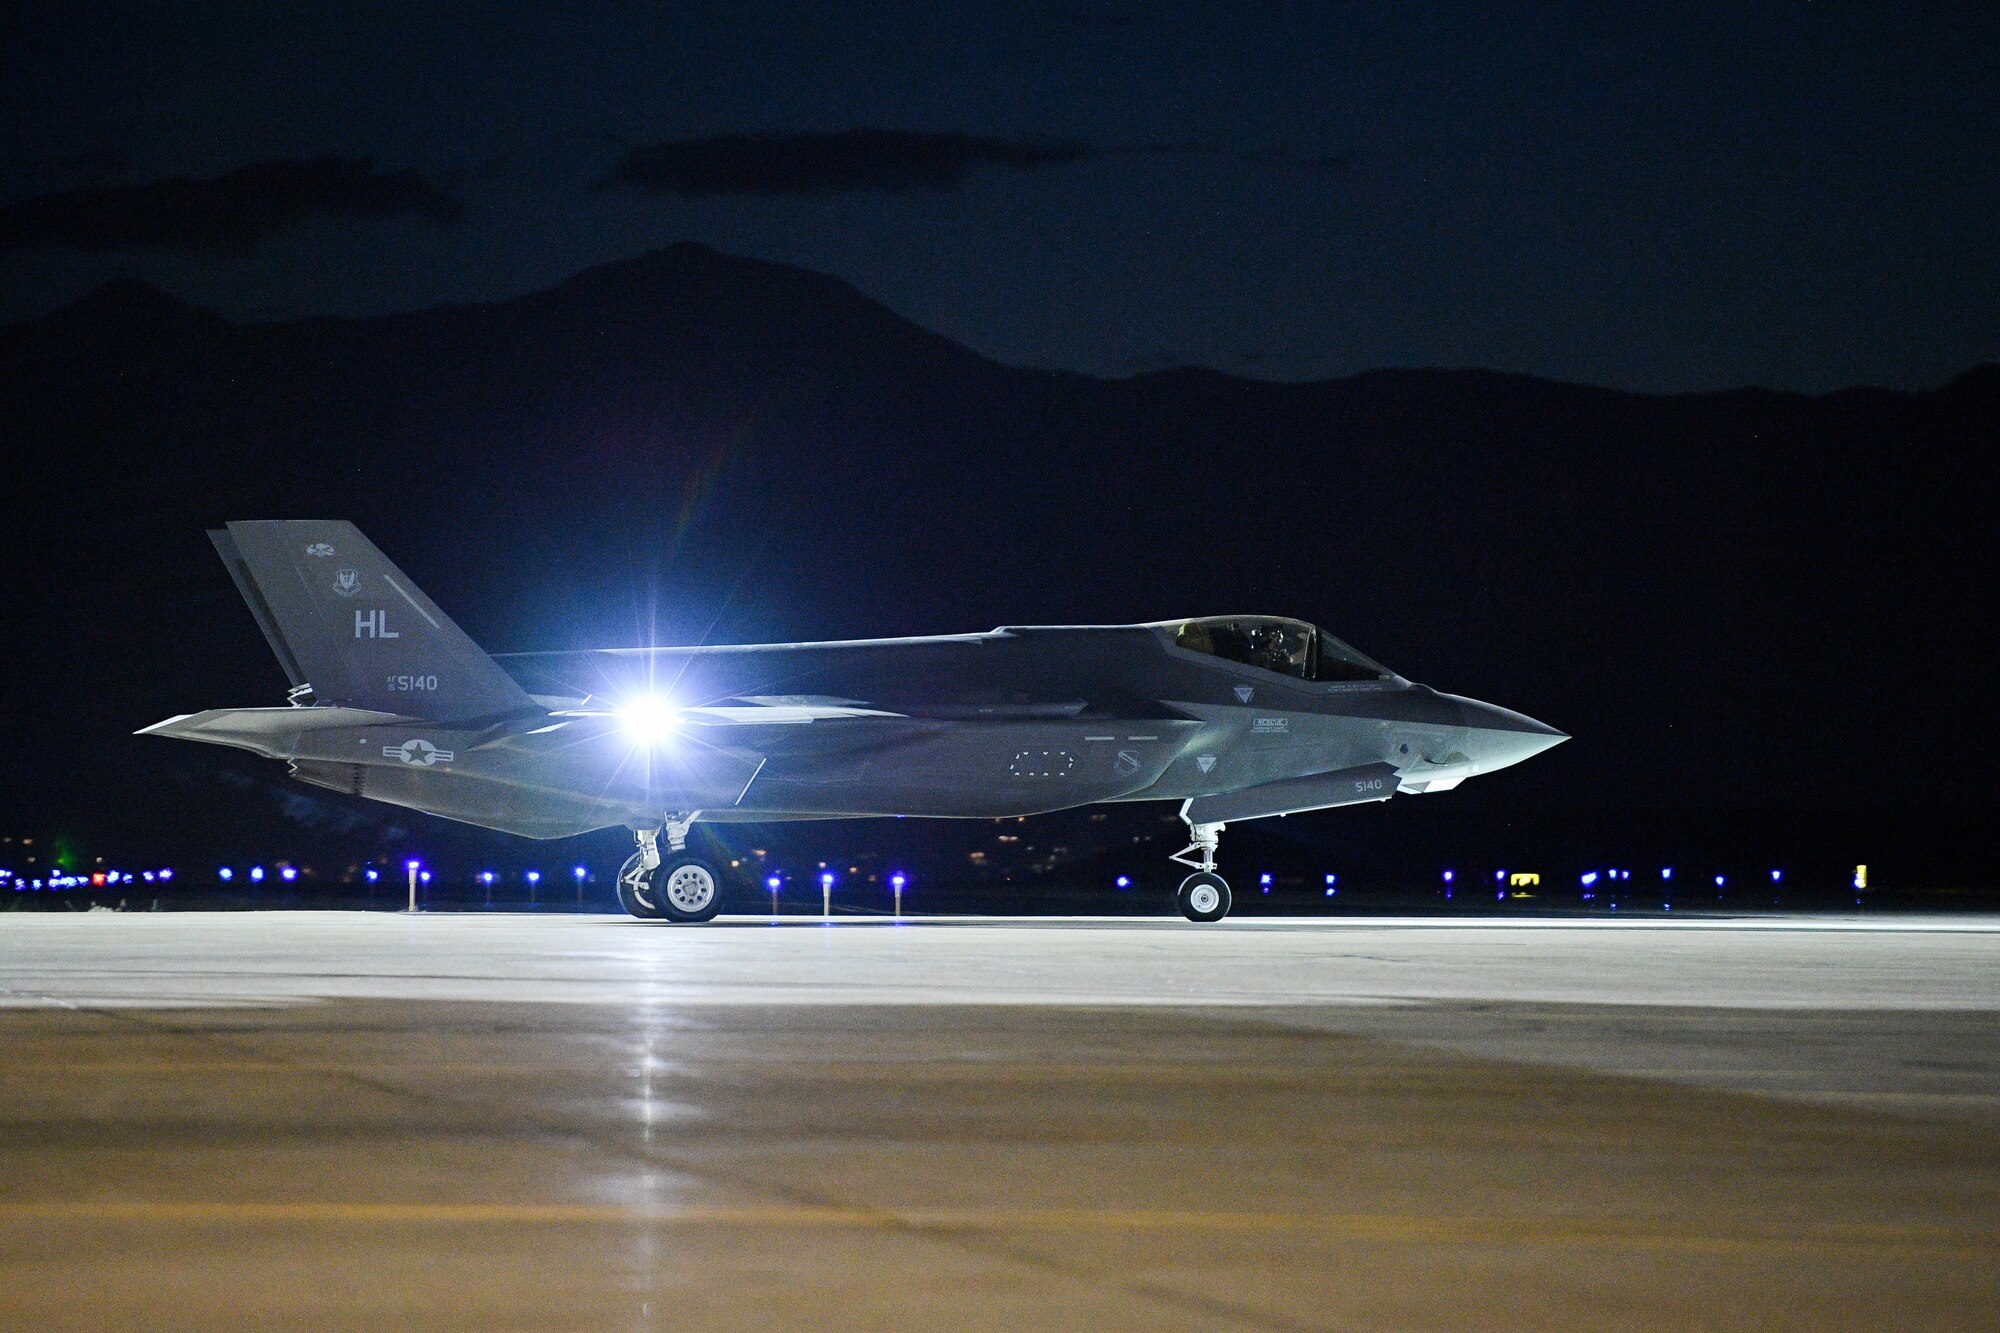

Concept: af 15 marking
[[144, 520, 1567, 923]]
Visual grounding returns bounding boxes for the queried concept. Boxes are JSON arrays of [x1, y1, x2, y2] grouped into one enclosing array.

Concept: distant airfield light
[[1714, 874, 1726, 888], [158, 868, 172, 881], [218, 867, 234, 882], [280, 867, 298, 882], [250, 866, 265, 882], [820, 872, 835, 888], [480, 871, 494, 884], [142, 871, 155, 883], [891, 873, 906, 889], [365, 869, 379, 883], [1771, 869, 1783, 882], [1494, 868, 1506, 883], [1115, 875, 1131, 888], [767, 875, 781, 890], [1581, 871, 1599, 887], [1442, 869, 1454, 884], [407, 859, 420, 870], [618, 694, 680, 747], [525, 871, 541, 885], [573, 865, 587, 882], [1661, 866, 1673, 880], [1853, 864, 1868, 890]]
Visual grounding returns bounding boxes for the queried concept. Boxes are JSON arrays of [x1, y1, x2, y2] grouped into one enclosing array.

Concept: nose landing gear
[[1169, 803, 1232, 922], [617, 813, 722, 923]]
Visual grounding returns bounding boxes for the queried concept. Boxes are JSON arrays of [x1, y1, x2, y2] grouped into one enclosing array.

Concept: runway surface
[[3, 913, 1996, 1330]]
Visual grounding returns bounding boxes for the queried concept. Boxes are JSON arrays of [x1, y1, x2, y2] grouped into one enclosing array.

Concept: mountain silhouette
[[3, 242, 1994, 872]]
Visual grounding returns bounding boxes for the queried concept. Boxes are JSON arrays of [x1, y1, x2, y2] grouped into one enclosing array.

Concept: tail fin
[[210, 520, 535, 720]]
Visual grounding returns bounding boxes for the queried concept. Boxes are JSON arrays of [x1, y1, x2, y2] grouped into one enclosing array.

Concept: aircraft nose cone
[[1449, 696, 1569, 772]]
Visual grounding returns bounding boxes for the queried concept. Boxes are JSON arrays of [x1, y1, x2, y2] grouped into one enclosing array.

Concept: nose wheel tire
[[618, 853, 724, 923], [1176, 872, 1231, 922]]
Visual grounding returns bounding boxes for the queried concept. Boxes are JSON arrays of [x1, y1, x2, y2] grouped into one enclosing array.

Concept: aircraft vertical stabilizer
[[209, 520, 535, 720]]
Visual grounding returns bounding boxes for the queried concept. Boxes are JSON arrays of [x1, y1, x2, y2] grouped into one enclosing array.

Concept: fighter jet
[[143, 521, 1566, 922]]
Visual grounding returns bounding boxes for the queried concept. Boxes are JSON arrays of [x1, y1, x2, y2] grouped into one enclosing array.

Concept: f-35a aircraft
[[144, 521, 1566, 922]]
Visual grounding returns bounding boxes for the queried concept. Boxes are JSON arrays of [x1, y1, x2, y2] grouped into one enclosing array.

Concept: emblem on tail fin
[[305, 543, 335, 557], [331, 568, 362, 597]]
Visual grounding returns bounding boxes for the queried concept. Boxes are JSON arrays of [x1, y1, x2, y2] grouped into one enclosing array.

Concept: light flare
[[618, 694, 681, 747]]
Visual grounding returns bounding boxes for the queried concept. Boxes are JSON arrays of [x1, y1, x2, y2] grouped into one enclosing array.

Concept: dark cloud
[[1122, 143, 1357, 175], [603, 130, 1354, 198], [605, 129, 1092, 196], [0, 155, 460, 253]]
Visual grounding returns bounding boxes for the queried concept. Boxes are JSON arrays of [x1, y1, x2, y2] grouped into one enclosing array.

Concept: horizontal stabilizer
[[137, 707, 413, 759]]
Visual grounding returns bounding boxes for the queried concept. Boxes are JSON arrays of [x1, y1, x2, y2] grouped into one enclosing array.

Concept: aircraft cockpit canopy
[[1166, 617, 1394, 683]]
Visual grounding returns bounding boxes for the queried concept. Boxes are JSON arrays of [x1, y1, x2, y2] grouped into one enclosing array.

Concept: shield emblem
[[332, 568, 361, 598]]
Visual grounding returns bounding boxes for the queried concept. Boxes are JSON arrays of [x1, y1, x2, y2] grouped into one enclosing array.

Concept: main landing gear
[[1169, 802, 1232, 922], [617, 813, 723, 923]]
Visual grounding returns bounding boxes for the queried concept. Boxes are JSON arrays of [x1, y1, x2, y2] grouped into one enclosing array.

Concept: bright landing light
[[618, 694, 680, 746]]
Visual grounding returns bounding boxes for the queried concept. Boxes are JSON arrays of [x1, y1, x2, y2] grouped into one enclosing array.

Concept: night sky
[[4, 4, 1998, 892], [5, 2, 1997, 393]]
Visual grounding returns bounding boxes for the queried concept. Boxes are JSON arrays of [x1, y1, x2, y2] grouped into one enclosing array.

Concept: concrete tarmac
[[2, 913, 1996, 1330]]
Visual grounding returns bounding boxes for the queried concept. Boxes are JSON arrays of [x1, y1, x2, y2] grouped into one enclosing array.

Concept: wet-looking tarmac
[[2, 914, 1996, 1330]]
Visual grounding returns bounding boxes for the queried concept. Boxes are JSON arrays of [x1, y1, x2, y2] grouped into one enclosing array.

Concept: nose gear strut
[[1169, 800, 1232, 922]]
